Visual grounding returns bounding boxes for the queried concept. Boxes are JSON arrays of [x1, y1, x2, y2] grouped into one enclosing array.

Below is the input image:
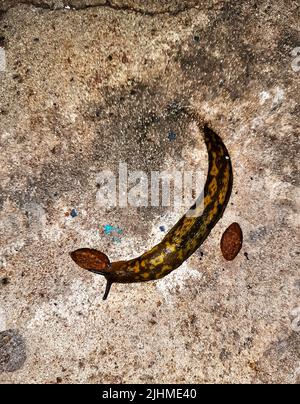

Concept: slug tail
[[103, 279, 113, 301]]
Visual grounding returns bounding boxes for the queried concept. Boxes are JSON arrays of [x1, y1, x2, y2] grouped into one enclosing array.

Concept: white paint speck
[[0, 256, 7, 269], [0, 47, 6, 72], [251, 117, 263, 130], [0, 307, 7, 332], [259, 87, 285, 108], [291, 47, 300, 72], [68, 112, 78, 123], [1, 131, 13, 141], [291, 307, 300, 332], [272, 87, 285, 108], [259, 91, 271, 105]]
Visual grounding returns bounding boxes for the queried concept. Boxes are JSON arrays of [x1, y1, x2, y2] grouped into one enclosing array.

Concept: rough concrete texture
[[0, 0, 299, 384]]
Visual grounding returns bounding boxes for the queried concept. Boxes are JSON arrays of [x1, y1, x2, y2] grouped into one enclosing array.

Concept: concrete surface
[[0, 0, 299, 384]]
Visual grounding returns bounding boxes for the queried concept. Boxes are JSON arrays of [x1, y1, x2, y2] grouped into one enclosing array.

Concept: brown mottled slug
[[71, 120, 233, 300]]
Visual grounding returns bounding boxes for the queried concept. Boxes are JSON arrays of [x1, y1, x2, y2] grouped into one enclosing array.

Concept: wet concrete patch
[[0, 329, 27, 373], [257, 333, 300, 384]]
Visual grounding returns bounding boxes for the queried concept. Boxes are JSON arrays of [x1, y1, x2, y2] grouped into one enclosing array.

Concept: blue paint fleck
[[103, 225, 123, 235], [103, 225, 114, 235], [103, 225, 123, 243], [70, 208, 78, 218], [168, 131, 177, 141], [159, 226, 166, 232]]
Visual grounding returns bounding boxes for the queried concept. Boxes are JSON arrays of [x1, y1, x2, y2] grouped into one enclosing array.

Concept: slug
[[221, 222, 243, 261], [71, 119, 233, 300]]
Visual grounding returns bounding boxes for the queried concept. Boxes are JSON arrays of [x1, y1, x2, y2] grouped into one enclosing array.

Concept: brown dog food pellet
[[221, 223, 243, 261]]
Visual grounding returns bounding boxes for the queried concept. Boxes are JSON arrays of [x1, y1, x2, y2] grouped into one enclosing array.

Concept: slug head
[[70, 248, 113, 300]]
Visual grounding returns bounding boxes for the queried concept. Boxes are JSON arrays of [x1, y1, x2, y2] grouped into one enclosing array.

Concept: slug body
[[71, 122, 233, 300]]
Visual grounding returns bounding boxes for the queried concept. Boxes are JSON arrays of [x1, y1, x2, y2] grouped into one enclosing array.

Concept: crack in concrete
[[3, 1, 201, 17]]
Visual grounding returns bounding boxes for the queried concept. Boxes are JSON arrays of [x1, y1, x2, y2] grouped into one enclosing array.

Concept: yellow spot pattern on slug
[[131, 262, 141, 273], [208, 177, 218, 196], [208, 203, 219, 222], [177, 250, 184, 261], [150, 255, 165, 267], [154, 264, 173, 279], [164, 242, 176, 254], [204, 194, 212, 207], [210, 160, 219, 176]]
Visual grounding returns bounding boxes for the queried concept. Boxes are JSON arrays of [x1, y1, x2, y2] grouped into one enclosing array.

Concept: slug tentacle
[[71, 114, 233, 300]]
